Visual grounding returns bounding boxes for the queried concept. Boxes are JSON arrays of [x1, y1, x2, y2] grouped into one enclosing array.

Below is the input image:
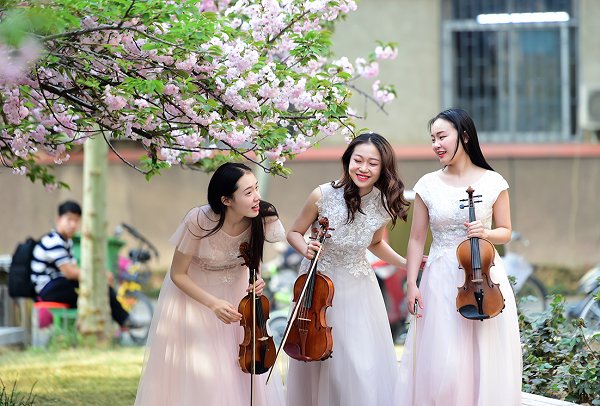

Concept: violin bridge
[[471, 278, 483, 283], [298, 317, 311, 322]]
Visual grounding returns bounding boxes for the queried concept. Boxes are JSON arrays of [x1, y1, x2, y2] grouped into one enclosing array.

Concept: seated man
[[31, 200, 135, 329]]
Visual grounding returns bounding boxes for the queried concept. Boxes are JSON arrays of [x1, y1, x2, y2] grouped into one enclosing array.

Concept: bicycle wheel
[[516, 276, 547, 316], [579, 291, 600, 336], [127, 293, 154, 345]]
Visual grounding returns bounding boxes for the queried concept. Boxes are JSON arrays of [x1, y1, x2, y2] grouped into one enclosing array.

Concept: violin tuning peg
[[474, 194, 482, 198], [474, 200, 482, 204], [459, 198, 468, 202], [459, 204, 466, 209]]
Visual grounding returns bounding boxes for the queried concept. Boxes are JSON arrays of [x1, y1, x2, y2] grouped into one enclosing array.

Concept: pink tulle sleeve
[[169, 206, 211, 256], [265, 216, 285, 243]]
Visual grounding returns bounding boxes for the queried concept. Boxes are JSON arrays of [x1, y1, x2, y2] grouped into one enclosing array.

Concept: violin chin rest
[[458, 305, 490, 321]]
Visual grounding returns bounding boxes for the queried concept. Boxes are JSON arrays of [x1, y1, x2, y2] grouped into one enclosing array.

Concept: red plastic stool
[[31, 301, 69, 347]]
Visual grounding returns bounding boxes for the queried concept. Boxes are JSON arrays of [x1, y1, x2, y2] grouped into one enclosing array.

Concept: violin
[[266, 217, 334, 383], [237, 242, 276, 404], [456, 186, 505, 320], [284, 217, 335, 361]]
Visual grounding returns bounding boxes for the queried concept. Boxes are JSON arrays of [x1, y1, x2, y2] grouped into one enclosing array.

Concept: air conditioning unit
[[580, 85, 600, 130]]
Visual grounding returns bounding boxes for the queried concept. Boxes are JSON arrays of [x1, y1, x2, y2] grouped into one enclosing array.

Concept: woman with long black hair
[[399, 108, 522, 405], [135, 162, 285, 406]]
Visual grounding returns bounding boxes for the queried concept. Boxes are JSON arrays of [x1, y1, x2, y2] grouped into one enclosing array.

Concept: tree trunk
[[78, 134, 111, 341]]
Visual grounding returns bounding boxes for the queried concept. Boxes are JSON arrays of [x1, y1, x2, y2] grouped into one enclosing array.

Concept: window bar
[[560, 24, 571, 140]]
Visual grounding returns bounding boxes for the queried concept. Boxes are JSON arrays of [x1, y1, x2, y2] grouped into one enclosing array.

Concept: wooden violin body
[[282, 217, 335, 362], [237, 242, 276, 375], [283, 270, 334, 361], [238, 292, 276, 374], [456, 187, 505, 320]]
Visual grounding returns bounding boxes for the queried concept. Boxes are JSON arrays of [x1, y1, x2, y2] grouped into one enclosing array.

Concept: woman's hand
[[247, 276, 266, 296], [406, 284, 424, 318], [464, 220, 488, 239], [305, 240, 321, 260], [210, 299, 242, 324]]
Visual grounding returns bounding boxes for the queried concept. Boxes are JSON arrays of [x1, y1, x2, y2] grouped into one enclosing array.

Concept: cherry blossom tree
[[1, 0, 397, 189]]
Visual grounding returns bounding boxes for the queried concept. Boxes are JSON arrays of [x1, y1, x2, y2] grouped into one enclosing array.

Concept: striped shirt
[[30, 230, 77, 294]]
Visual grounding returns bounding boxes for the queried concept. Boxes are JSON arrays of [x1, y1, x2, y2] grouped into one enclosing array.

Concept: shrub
[[520, 295, 600, 405]]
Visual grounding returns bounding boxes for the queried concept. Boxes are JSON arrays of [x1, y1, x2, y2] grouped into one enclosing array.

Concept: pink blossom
[[0, 39, 42, 85], [175, 54, 198, 72], [103, 87, 127, 112], [265, 145, 283, 161], [160, 147, 181, 165], [355, 58, 379, 78], [134, 99, 150, 108], [372, 80, 396, 104], [375, 45, 398, 60], [45, 183, 58, 192], [285, 134, 311, 154], [12, 166, 28, 176]]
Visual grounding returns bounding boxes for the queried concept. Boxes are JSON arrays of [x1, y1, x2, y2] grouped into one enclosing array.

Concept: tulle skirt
[[134, 266, 285, 406], [397, 249, 522, 406], [286, 266, 400, 406]]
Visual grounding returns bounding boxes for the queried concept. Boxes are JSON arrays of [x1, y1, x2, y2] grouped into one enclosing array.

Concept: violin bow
[[412, 299, 418, 406], [250, 266, 256, 406], [239, 243, 257, 406], [265, 239, 326, 384]]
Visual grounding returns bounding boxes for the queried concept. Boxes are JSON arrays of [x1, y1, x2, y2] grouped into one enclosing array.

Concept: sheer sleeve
[[413, 174, 430, 209], [265, 216, 285, 243], [169, 206, 212, 256], [488, 171, 510, 203]]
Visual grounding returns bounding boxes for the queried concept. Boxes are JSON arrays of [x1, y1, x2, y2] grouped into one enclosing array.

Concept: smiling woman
[[134, 162, 286, 406], [285, 133, 411, 406], [399, 108, 521, 406]]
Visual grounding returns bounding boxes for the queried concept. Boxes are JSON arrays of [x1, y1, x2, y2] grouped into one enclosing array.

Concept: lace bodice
[[169, 205, 285, 282], [307, 182, 390, 280], [414, 170, 509, 262]]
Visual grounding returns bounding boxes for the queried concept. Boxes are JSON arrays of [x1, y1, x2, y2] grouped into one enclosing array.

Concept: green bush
[[520, 295, 600, 405]]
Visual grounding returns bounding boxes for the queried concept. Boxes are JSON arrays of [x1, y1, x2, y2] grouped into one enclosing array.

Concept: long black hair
[[428, 108, 494, 171], [333, 133, 409, 227], [192, 162, 278, 270]]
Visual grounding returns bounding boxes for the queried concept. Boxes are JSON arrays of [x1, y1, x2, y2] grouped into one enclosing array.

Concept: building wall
[[329, 0, 441, 145], [2, 154, 598, 271]]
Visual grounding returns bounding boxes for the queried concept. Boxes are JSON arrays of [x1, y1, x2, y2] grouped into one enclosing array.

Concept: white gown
[[134, 205, 286, 406], [286, 182, 400, 406], [398, 170, 522, 406]]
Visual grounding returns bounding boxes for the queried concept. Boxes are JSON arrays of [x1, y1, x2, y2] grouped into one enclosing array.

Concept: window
[[442, 0, 578, 142]]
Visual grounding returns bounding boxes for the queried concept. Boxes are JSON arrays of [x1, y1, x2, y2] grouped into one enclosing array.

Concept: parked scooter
[[568, 263, 600, 336]]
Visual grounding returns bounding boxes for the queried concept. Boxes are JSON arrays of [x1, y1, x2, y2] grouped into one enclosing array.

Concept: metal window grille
[[441, 0, 578, 142]]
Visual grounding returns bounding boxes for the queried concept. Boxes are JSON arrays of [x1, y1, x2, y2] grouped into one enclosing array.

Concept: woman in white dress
[[399, 108, 522, 406], [135, 162, 285, 406], [285, 133, 411, 406]]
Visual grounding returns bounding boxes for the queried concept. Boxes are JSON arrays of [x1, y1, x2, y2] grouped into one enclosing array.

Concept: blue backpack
[[8, 238, 38, 298]]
